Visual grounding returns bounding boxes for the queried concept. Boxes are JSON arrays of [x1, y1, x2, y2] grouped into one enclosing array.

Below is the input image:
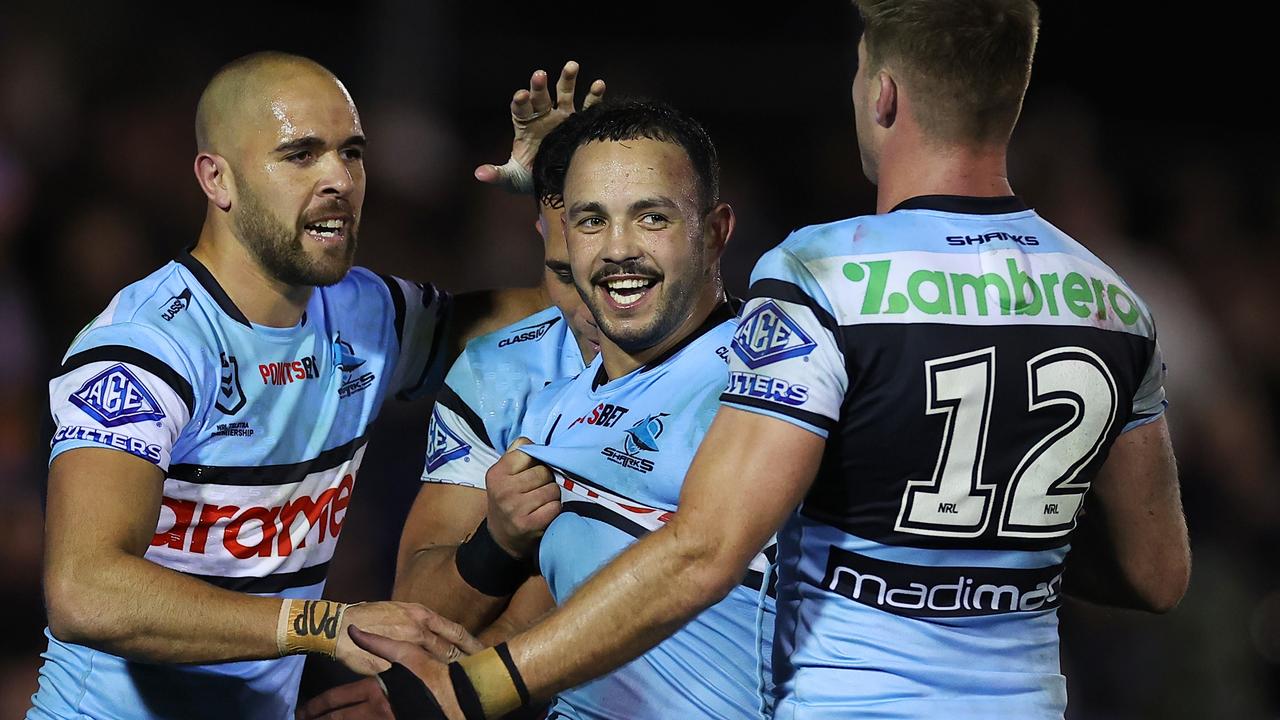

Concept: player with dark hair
[[356, 3, 1190, 719]]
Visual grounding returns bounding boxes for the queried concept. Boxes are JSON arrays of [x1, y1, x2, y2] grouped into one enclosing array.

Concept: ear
[[534, 215, 548, 241], [194, 153, 233, 211], [874, 71, 898, 129], [704, 202, 735, 261]]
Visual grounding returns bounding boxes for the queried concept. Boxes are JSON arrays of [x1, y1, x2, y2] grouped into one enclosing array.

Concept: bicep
[[676, 406, 826, 568], [46, 448, 166, 562], [395, 483, 489, 575], [1090, 415, 1182, 536]]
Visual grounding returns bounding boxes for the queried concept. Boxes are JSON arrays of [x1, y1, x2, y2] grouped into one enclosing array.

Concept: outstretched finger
[[528, 69, 553, 117], [348, 625, 419, 667], [554, 60, 581, 109], [583, 79, 607, 109]]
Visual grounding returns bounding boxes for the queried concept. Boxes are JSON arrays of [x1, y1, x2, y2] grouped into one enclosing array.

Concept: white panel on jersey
[[49, 360, 192, 469], [420, 404, 498, 489]]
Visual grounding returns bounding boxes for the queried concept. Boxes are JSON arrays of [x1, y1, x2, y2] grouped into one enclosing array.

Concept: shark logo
[[333, 336, 366, 375], [623, 413, 669, 455], [215, 352, 247, 415]]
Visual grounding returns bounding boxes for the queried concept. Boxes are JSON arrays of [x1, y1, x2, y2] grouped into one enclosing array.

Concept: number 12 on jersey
[[895, 346, 1119, 539]]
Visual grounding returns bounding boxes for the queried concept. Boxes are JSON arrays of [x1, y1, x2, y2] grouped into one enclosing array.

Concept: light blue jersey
[[522, 305, 775, 720], [421, 306, 584, 489], [31, 250, 449, 720], [720, 196, 1166, 719]]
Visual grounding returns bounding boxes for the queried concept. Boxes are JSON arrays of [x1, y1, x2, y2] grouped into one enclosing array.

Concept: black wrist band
[[455, 519, 535, 597], [379, 662, 447, 719], [493, 642, 531, 706], [448, 660, 487, 720]]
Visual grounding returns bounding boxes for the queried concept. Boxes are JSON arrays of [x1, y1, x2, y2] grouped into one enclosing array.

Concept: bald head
[[195, 52, 351, 154]]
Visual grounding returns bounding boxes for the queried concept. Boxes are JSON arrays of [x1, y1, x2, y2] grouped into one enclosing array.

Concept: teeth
[[604, 278, 649, 290], [608, 290, 643, 306], [314, 219, 344, 229]]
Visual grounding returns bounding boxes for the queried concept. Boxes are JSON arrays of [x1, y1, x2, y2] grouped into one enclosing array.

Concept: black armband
[[454, 519, 534, 596]]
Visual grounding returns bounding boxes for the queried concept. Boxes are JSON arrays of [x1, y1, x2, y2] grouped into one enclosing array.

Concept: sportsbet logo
[[841, 257, 1145, 327]]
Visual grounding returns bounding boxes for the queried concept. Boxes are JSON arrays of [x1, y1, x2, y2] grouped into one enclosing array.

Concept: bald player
[[30, 52, 558, 720]]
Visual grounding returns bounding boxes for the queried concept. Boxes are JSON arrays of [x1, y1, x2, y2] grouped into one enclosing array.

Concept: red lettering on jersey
[[191, 504, 239, 553], [224, 506, 282, 559], [151, 497, 197, 549]]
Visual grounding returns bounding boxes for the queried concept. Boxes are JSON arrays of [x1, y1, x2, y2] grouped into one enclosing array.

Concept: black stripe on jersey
[[560, 501, 774, 597], [397, 289, 452, 402], [377, 273, 408, 348], [720, 394, 837, 432], [185, 561, 329, 593], [177, 249, 252, 327], [435, 383, 493, 448], [746, 279, 842, 343], [168, 434, 369, 486], [61, 345, 196, 417], [890, 195, 1029, 215]]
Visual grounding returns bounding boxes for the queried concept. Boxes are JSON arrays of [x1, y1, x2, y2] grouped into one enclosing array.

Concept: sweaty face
[[562, 138, 711, 354], [538, 206, 601, 361], [229, 70, 366, 286], [852, 36, 881, 184]]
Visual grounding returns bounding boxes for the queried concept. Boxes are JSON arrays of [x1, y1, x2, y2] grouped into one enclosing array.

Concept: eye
[[639, 213, 670, 228], [340, 146, 364, 161], [554, 269, 574, 284], [285, 150, 314, 164], [576, 216, 606, 231]]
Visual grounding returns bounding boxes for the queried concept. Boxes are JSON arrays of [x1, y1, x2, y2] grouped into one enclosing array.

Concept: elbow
[[1137, 552, 1192, 614], [44, 564, 115, 647], [669, 524, 744, 607]]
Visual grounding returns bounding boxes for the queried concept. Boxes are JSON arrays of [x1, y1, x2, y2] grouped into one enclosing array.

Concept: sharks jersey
[[31, 250, 449, 720], [720, 196, 1166, 719], [515, 305, 776, 720], [421, 306, 584, 489]]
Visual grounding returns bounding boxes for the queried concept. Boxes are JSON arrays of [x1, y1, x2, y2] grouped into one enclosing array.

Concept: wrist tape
[[276, 599, 348, 657]]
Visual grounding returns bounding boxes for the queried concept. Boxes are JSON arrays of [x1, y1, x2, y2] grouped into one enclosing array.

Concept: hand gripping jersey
[[421, 306, 584, 489], [518, 305, 776, 720], [31, 251, 449, 720], [720, 196, 1166, 720]]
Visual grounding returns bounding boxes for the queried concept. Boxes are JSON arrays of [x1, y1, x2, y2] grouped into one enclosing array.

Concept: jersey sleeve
[[48, 323, 198, 471], [720, 243, 849, 439], [420, 349, 500, 489], [1122, 336, 1167, 433], [376, 273, 454, 401]]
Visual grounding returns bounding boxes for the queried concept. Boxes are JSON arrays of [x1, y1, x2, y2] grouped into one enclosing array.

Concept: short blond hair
[[854, 0, 1040, 145]]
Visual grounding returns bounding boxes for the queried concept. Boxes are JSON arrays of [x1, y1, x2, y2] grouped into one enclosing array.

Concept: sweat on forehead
[[194, 52, 350, 153]]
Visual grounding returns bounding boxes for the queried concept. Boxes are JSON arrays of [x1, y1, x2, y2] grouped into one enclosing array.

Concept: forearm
[[508, 521, 736, 702], [393, 545, 512, 632], [477, 577, 554, 646], [47, 549, 283, 663]]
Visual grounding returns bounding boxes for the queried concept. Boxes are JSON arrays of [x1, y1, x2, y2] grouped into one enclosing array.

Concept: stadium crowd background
[[1, 2, 1276, 717]]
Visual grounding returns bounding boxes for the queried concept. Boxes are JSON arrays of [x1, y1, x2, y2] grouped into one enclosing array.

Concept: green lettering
[[1040, 273, 1061, 316], [1090, 277, 1108, 320], [1108, 284, 1140, 326], [858, 260, 892, 315], [1007, 259, 1042, 316], [907, 270, 952, 314], [950, 272, 1011, 316], [1062, 273, 1092, 318]]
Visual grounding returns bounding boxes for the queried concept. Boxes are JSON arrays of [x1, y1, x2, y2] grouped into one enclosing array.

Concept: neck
[[190, 215, 313, 328], [874, 134, 1014, 214], [599, 283, 724, 381]]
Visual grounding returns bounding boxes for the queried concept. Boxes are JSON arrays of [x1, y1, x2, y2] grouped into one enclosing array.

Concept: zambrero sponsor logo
[[841, 257, 1146, 327]]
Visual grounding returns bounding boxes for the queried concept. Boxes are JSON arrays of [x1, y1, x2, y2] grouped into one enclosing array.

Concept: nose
[[599, 222, 643, 268], [316, 151, 354, 198]]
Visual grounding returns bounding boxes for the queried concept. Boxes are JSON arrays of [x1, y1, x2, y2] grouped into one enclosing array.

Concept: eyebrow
[[566, 196, 680, 217], [274, 135, 367, 154]]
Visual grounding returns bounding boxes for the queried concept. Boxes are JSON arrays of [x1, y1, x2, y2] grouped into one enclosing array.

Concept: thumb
[[474, 164, 502, 184], [348, 625, 414, 665]]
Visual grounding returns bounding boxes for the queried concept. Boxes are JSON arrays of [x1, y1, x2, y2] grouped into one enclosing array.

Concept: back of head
[[853, 0, 1040, 145], [559, 100, 720, 214]]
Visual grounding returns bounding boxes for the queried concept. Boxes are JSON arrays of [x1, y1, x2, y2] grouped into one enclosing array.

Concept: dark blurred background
[[2, 1, 1278, 717]]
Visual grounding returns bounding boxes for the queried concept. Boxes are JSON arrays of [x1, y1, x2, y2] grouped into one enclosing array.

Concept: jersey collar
[[890, 195, 1029, 215], [592, 301, 737, 391]]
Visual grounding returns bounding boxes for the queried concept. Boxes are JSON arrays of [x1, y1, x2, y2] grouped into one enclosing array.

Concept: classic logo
[[160, 288, 193, 322], [601, 413, 669, 474], [732, 300, 817, 369], [70, 364, 166, 427], [497, 317, 561, 348], [424, 407, 472, 472], [216, 353, 247, 415]]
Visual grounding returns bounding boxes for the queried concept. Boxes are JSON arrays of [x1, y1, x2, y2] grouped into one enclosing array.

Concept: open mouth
[[600, 276, 657, 309], [303, 218, 348, 244]]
